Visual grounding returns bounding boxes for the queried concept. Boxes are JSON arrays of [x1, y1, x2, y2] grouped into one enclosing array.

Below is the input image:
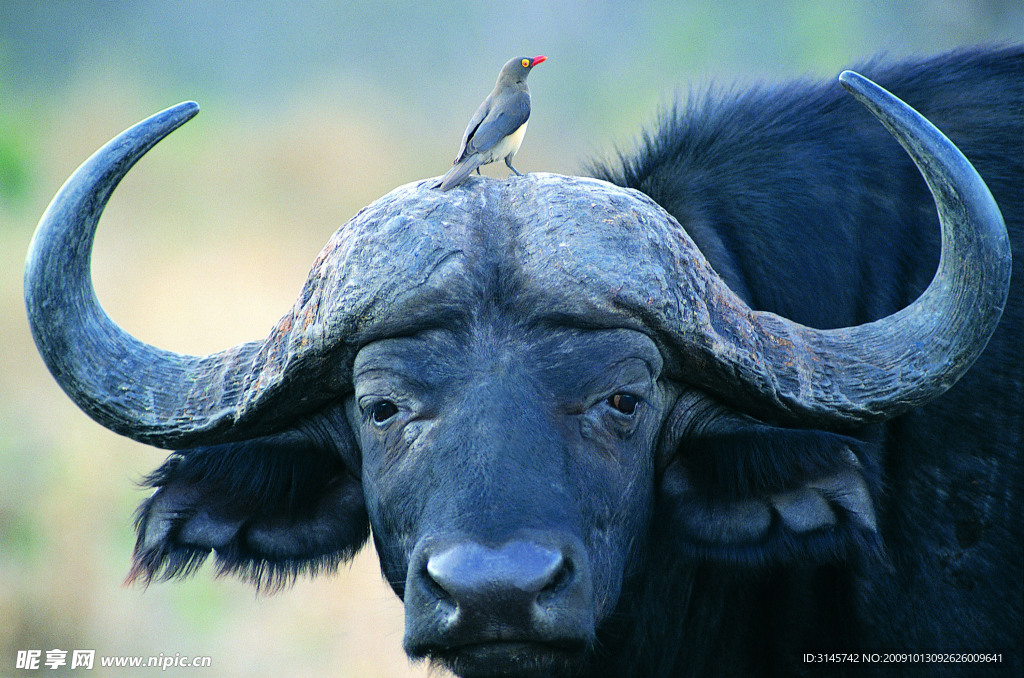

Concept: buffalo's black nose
[[427, 540, 568, 608], [404, 536, 594, 658]]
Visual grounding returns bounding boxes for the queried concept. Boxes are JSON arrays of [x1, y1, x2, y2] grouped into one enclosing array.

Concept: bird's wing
[[464, 90, 530, 156], [455, 95, 492, 163]]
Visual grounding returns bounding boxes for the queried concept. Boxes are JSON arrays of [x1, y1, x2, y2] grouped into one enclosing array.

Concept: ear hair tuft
[[128, 416, 369, 591]]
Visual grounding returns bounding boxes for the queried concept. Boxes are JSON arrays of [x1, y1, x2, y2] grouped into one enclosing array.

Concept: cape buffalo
[[25, 47, 1021, 676]]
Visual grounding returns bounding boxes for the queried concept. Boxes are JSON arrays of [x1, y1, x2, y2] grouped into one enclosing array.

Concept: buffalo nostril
[[540, 557, 573, 597]]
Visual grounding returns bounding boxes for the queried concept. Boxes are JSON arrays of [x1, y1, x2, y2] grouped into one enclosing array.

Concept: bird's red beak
[[531, 55, 547, 66]]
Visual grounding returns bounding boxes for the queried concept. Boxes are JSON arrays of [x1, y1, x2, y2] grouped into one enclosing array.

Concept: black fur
[[591, 45, 1023, 675], [129, 404, 368, 591]]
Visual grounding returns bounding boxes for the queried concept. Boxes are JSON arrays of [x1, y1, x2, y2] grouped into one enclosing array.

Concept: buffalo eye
[[608, 393, 639, 415], [369, 400, 399, 425]]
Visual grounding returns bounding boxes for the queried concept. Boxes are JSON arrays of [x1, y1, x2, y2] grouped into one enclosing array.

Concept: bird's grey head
[[498, 55, 547, 85]]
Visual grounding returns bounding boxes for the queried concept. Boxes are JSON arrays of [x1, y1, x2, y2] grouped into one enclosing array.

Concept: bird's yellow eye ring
[[522, 58, 530, 68]]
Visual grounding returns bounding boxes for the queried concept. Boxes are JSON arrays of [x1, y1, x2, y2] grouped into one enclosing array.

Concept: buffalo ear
[[127, 413, 369, 591], [656, 391, 884, 567]]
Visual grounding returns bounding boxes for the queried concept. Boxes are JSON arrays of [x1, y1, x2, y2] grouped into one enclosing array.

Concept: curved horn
[[508, 73, 1009, 427], [25, 70, 1011, 448], [669, 71, 1012, 424], [25, 103, 270, 448], [25, 103, 474, 449]]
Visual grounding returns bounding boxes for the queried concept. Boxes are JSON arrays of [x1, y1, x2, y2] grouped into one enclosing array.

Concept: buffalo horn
[[656, 71, 1011, 424]]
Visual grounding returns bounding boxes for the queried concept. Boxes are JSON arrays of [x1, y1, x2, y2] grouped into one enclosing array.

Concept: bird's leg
[[476, 168, 482, 175], [505, 156, 524, 176]]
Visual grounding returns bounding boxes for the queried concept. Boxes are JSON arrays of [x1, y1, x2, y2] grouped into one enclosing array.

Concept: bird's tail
[[437, 154, 485, 192]]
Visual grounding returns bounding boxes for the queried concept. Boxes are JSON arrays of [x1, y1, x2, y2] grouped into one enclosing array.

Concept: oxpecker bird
[[436, 55, 546, 191]]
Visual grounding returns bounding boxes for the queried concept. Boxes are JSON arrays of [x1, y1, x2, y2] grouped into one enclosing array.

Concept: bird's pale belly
[[483, 121, 528, 163]]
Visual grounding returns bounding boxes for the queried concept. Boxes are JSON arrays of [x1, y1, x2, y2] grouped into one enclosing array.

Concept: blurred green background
[[1, 2, 1021, 676]]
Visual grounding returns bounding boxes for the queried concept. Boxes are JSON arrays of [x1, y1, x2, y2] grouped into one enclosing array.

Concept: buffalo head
[[24, 72, 1010, 677]]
